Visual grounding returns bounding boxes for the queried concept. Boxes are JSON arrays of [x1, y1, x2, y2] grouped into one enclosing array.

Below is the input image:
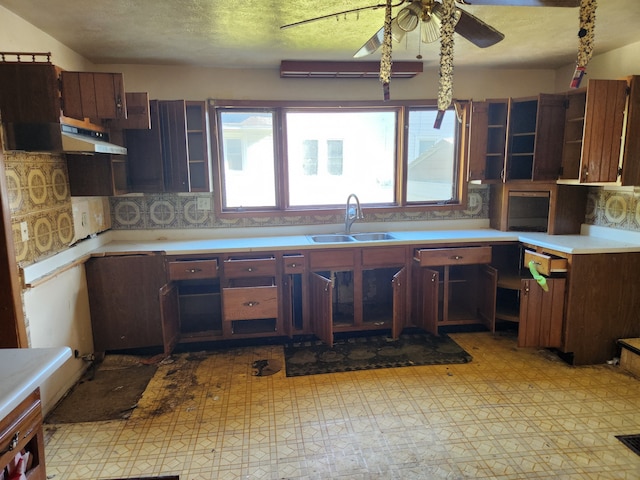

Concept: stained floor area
[[44, 332, 640, 479]]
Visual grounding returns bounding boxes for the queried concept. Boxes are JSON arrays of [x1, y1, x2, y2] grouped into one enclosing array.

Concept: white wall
[[23, 265, 94, 413], [555, 40, 640, 91], [92, 63, 558, 101], [0, 5, 91, 71]]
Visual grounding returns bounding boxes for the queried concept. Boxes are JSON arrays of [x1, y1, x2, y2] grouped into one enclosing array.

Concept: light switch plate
[[197, 197, 212, 210], [20, 221, 28, 241]]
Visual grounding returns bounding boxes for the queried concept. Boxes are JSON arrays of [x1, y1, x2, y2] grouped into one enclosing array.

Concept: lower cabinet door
[[391, 267, 407, 340], [309, 272, 333, 346], [519, 277, 566, 348]]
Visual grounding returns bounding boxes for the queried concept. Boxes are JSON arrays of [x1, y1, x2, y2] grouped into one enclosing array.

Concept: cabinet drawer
[[223, 258, 276, 278], [0, 390, 42, 470], [415, 246, 492, 267], [168, 259, 218, 280], [283, 255, 306, 274], [222, 285, 278, 320], [362, 246, 406, 267], [524, 250, 567, 276], [309, 249, 355, 269]]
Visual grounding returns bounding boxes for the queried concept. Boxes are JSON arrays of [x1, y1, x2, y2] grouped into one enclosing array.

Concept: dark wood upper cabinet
[[126, 99, 210, 193], [505, 94, 565, 182], [159, 99, 190, 192], [559, 77, 640, 185], [60, 71, 127, 121], [0, 61, 130, 125], [621, 75, 640, 186], [0, 63, 60, 123], [468, 95, 565, 183], [125, 99, 166, 192], [110, 92, 151, 130]]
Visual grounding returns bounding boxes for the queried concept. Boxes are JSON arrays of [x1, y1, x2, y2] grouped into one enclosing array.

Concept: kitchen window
[[210, 100, 467, 215]]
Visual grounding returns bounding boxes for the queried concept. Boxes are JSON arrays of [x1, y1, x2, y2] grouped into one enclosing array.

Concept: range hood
[[60, 124, 127, 155], [3, 122, 127, 155]]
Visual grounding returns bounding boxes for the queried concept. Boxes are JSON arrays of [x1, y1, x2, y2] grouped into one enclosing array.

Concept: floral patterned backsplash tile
[[585, 187, 640, 231], [110, 187, 490, 230], [4, 151, 74, 267]]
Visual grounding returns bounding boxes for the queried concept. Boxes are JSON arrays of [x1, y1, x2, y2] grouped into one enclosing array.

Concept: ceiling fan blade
[[454, 9, 504, 48], [455, 0, 579, 6], [353, 26, 385, 58], [280, 1, 405, 30]]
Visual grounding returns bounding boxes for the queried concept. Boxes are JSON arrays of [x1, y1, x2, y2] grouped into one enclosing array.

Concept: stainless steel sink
[[309, 234, 355, 243], [351, 232, 396, 241]]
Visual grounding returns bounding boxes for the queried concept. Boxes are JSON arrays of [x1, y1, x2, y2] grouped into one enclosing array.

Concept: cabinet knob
[[246, 267, 253, 272], [186, 268, 202, 273], [289, 263, 297, 268], [244, 301, 259, 307], [450, 255, 463, 260]]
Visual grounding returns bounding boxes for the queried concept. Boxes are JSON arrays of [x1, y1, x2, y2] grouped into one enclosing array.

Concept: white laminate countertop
[[21, 223, 640, 286], [89, 225, 640, 256], [0, 347, 72, 419]]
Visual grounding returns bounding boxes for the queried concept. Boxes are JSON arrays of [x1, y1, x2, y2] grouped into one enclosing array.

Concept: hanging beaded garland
[[380, 0, 393, 101], [570, 0, 597, 88], [435, 0, 456, 128]]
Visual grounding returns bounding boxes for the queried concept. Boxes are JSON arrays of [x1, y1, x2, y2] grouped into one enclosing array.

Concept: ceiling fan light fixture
[[391, 18, 408, 42], [420, 15, 441, 43], [396, 2, 423, 32]]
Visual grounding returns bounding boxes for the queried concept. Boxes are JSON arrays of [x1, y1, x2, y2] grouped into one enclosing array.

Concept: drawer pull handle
[[186, 268, 202, 273], [289, 263, 297, 268], [450, 255, 463, 260], [246, 267, 253, 272], [1, 432, 19, 455], [244, 301, 260, 307]]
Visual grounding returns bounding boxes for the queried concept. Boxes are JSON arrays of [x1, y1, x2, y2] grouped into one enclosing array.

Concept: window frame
[[209, 99, 469, 218]]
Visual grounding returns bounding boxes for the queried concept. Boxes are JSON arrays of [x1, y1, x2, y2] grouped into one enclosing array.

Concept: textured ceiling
[[2, 0, 640, 70]]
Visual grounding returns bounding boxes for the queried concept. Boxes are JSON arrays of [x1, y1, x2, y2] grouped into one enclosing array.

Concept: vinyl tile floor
[[44, 332, 640, 479]]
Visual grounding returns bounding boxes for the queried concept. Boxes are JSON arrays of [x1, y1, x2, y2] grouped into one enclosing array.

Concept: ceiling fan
[[280, 0, 581, 58]]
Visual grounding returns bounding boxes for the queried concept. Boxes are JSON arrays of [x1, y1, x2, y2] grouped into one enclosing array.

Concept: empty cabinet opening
[[178, 279, 222, 334], [288, 273, 304, 331], [507, 191, 550, 232], [318, 270, 354, 327], [362, 267, 395, 325]]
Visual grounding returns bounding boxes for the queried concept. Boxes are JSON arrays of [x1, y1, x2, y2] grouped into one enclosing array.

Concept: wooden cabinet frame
[[308, 247, 409, 346], [412, 246, 496, 335]]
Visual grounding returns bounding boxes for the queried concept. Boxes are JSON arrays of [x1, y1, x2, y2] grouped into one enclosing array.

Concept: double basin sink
[[309, 232, 396, 243]]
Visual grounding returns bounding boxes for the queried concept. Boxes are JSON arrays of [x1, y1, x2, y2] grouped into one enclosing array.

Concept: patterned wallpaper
[[109, 187, 489, 230], [4, 151, 74, 267], [585, 187, 640, 231]]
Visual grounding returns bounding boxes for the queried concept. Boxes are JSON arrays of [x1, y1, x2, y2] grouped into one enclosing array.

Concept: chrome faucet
[[344, 193, 364, 234]]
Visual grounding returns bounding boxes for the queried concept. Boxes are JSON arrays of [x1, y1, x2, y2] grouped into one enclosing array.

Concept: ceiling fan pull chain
[[570, 0, 597, 89]]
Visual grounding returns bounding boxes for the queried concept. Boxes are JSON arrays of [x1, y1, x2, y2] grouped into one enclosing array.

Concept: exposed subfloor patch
[[45, 354, 157, 423]]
